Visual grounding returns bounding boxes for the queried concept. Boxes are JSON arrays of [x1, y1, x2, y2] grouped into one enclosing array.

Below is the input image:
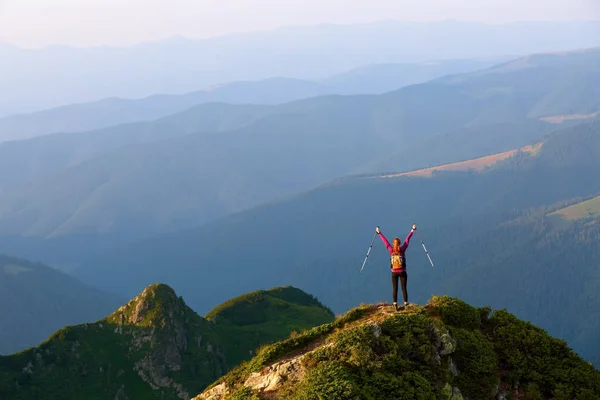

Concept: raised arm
[[401, 224, 417, 252], [376, 227, 393, 255]]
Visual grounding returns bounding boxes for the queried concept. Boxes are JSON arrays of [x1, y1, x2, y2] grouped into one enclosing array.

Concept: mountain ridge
[[194, 296, 600, 400], [3, 20, 599, 116], [0, 57, 511, 142], [0, 78, 328, 142], [0, 49, 598, 244], [0, 284, 334, 399]]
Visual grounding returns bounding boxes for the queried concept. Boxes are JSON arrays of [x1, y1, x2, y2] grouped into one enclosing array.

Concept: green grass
[[206, 286, 335, 369], [206, 286, 332, 322]]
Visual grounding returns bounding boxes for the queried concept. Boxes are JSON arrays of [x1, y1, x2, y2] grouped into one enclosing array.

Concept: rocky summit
[[195, 296, 600, 400]]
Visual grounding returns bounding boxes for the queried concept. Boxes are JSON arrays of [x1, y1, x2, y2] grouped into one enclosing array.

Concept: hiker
[[376, 224, 416, 310]]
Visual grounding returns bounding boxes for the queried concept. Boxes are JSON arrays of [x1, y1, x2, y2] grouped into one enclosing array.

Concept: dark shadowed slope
[[0, 254, 122, 355], [0, 102, 272, 192]]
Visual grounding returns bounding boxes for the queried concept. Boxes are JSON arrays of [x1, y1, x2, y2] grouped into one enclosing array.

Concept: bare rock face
[[109, 284, 200, 399], [193, 357, 306, 400], [245, 359, 304, 392], [370, 322, 382, 339], [430, 320, 457, 369], [130, 286, 192, 398], [194, 340, 334, 399], [432, 322, 457, 356], [193, 383, 229, 400]]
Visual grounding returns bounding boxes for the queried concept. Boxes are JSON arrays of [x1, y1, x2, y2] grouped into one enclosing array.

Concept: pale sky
[[1, 0, 599, 48]]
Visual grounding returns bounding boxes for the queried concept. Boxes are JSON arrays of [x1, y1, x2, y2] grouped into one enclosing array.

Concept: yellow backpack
[[390, 254, 406, 270]]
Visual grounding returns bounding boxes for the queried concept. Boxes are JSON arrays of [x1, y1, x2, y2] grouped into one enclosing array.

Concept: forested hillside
[[0, 49, 598, 257]]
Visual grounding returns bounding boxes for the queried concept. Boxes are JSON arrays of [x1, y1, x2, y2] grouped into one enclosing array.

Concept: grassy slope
[[549, 195, 600, 221], [197, 296, 600, 400], [207, 287, 334, 367], [0, 285, 334, 400], [378, 141, 542, 178]]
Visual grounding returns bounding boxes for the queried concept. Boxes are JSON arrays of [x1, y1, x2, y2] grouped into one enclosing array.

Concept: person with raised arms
[[376, 224, 416, 311]]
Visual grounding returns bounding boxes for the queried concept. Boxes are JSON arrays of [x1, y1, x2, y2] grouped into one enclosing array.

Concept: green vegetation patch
[[204, 286, 335, 367], [428, 295, 482, 330], [271, 312, 444, 400], [487, 310, 600, 399], [206, 286, 333, 324], [451, 328, 498, 399]]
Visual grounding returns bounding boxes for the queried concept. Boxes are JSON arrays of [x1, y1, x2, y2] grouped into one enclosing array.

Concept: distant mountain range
[[2, 20, 599, 116], [0, 48, 597, 254], [0, 284, 333, 399], [0, 57, 510, 142]]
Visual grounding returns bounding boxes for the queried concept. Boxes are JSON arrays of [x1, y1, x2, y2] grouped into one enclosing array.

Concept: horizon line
[[3, 18, 600, 51]]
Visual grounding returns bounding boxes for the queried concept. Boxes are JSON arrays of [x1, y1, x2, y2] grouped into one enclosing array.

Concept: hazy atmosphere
[[1, 0, 599, 47], [1, 1, 600, 399]]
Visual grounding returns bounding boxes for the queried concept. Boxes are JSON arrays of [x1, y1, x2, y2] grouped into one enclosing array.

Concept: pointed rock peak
[[107, 283, 185, 328], [142, 283, 178, 300]]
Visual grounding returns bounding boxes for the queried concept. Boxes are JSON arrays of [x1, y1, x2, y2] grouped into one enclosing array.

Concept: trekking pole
[[360, 230, 378, 273], [416, 229, 435, 268]]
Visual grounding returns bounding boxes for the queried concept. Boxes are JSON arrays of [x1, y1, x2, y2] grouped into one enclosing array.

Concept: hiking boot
[[404, 302, 409, 308], [393, 302, 399, 311]]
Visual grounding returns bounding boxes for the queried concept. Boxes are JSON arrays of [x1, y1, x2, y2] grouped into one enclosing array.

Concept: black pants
[[392, 271, 408, 304]]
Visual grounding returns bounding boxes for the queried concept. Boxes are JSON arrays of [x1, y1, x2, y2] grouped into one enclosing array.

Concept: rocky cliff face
[[195, 296, 600, 400], [105, 284, 225, 399]]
